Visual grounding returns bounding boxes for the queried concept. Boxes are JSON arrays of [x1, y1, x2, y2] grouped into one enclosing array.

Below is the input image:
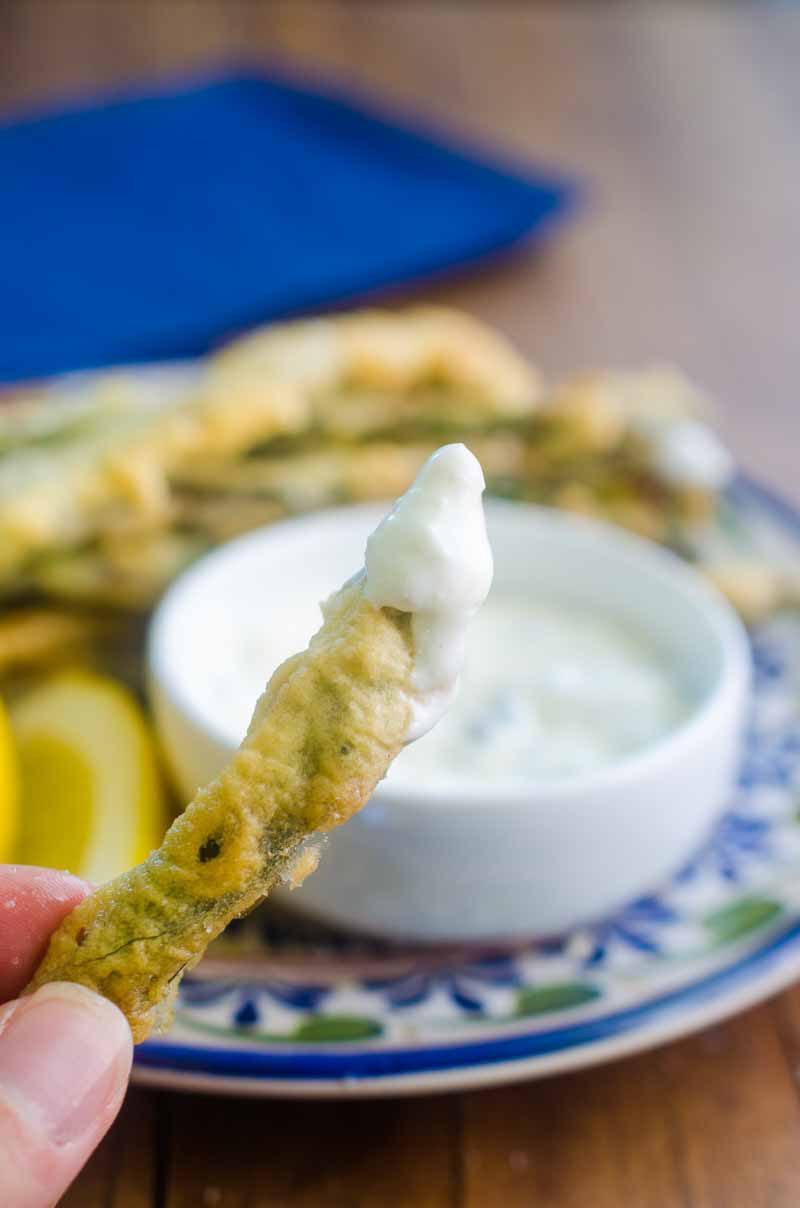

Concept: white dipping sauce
[[201, 442, 688, 790], [364, 443, 493, 739], [390, 595, 689, 788], [211, 592, 689, 790], [651, 418, 735, 490]]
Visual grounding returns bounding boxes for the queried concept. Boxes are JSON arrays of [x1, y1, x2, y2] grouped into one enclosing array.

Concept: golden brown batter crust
[[26, 579, 414, 1041]]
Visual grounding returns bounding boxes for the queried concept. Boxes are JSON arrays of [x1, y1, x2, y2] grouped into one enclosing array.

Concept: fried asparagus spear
[[27, 444, 493, 1040]]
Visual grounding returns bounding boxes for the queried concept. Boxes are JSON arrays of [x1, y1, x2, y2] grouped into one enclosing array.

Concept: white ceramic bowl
[[148, 501, 751, 941]]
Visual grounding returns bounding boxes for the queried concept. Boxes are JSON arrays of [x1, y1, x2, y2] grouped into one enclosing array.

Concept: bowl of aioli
[[148, 501, 751, 941]]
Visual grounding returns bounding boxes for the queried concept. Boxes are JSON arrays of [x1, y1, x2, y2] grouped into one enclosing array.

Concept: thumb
[[0, 982, 132, 1208]]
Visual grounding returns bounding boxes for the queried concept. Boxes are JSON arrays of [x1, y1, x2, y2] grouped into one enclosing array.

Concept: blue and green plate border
[[134, 475, 800, 1097]]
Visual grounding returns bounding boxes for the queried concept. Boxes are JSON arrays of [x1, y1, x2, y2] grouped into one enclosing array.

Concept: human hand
[[0, 866, 132, 1208]]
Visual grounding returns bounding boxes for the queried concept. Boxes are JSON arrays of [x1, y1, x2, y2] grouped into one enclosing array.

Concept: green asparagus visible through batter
[[26, 579, 414, 1040]]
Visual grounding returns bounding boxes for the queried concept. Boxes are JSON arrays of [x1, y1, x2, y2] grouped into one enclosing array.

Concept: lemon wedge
[[11, 671, 165, 884], [0, 696, 19, 861]]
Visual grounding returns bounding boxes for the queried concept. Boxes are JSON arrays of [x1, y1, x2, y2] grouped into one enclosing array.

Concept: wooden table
[[4, 2, 800, 1204]]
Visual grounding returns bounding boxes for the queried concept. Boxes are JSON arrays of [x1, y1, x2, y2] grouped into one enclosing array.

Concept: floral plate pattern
[[134, 478, 800, 1097]]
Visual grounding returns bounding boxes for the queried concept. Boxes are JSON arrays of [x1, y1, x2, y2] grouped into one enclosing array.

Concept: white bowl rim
[[148, 499, 751, 813]]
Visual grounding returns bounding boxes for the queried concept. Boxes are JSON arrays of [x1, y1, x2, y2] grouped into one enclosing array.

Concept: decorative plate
[[131, 478, 800, 1098]]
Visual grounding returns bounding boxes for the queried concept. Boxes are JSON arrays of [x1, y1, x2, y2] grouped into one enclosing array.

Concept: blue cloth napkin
[[0, 71, 575, 383]]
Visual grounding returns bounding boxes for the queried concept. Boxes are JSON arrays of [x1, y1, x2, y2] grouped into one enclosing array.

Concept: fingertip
[[30, 981, 134, 1069], [0, 867, 91, 1001], [0, 981, 131, 1206], [0, 983, 133, 1135], [0, 864, 91, 903]]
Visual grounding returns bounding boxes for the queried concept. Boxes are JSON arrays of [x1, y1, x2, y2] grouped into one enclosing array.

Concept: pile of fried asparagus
[[0, 305, 792, 676]]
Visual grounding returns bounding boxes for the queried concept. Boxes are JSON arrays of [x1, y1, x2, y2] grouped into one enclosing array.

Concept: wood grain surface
[[3, 2, 800, 1205]]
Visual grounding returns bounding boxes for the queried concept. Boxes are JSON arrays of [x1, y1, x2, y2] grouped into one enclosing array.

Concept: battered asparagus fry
[[27, 581, 412, 1039], [0, 607, 100, 676], [27, 444, 493, 1040]]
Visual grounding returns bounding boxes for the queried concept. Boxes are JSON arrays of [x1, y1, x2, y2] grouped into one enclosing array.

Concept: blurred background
[[3, 5, 800, 1207], [2, 0, 798, 491]]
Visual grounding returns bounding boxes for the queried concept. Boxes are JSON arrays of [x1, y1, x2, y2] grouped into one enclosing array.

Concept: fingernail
[[0, 999, 20, 1036], [0, 983, 132, 1145]]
